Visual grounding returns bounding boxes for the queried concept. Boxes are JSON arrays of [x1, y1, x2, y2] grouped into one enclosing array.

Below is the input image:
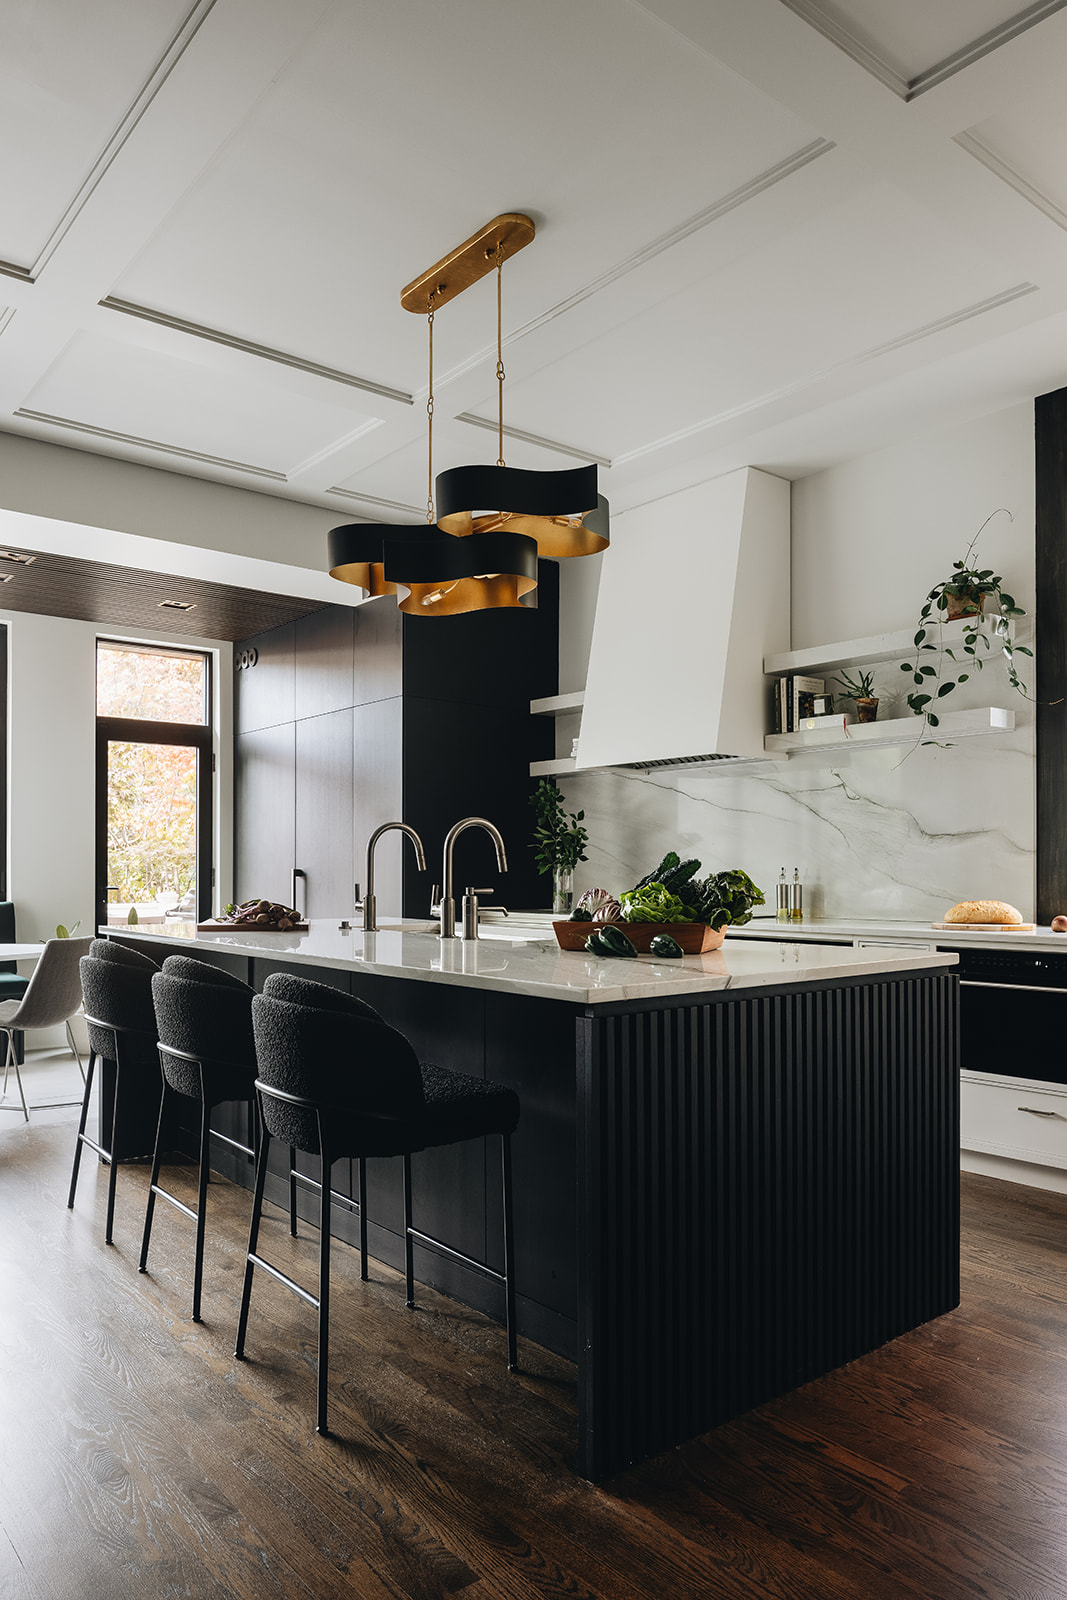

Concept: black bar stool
[[139, 955, 263, 1322], [68, 940, 161, 1244], [235, 971, 520, 1436]]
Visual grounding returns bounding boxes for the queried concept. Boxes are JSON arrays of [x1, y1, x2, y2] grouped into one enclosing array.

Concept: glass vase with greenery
[[530, 778, 589, 914]]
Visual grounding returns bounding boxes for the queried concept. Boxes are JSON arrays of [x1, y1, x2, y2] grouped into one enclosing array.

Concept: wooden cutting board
[[930, 921, 1035, 932]]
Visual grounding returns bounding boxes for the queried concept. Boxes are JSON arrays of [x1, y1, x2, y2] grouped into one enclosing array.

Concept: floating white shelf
[[764, 617, 1001, 678], [530, 757, 578, 777], [764, 706, 1014, 754], [530, 691, 585, 716]]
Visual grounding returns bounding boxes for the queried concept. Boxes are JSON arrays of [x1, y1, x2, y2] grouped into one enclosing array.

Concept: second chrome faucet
[[435, 817, 508, 939], [358, 822, 426, 932]]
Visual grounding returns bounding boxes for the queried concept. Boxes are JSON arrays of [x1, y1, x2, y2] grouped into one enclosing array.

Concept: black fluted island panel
[[106, 928, 958, 1482]]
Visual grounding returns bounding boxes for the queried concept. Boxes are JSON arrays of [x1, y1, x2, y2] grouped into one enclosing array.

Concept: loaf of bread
[[943, 900, 1023, 925]]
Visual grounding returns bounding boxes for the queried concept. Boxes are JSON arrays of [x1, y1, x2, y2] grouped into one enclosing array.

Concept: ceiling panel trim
[[26, 0, 222, 280], [510, 138, 836, 345], [0, 309, 15, 340], [453, 412, 612, 468], [325, 486, 423, 516], [0, 260, 33, 286], [13, 407, 288, 481], [955, 132, 1067, 232], [778, 0, 1067, 101], [99, 296, 414, 406], [613, 282, 1039, 467]]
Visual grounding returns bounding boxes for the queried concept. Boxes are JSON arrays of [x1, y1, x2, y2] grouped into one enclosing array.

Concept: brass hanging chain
[[426, 292, 436, 523], [495, 243, 506, 468]]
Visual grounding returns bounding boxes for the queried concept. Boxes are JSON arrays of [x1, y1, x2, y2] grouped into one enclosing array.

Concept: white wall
[[3, 609, 233, 1033], [557, 401, 1037, 922]]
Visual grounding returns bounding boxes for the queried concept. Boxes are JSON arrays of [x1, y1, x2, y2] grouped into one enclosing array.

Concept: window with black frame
[[95, 640, 212, 933]]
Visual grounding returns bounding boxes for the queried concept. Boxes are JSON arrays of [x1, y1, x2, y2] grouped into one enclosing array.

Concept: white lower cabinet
[[960, 1071, 1067, 1170]]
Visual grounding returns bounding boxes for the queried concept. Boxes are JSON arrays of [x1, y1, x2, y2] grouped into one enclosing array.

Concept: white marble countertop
[[107, 918, 958, 1007], [726, 916, 1067, 952]]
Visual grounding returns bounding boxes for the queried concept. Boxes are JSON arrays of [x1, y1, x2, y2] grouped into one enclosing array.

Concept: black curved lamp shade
[[435, 463, 608, 558], [327, 522, 423, 595]]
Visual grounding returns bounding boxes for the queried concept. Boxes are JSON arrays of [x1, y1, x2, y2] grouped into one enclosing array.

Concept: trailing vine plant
[[900, 508, 1031, 746]]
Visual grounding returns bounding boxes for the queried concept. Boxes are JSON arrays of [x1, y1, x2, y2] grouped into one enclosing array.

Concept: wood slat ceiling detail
[[0, 545, 326, 641]]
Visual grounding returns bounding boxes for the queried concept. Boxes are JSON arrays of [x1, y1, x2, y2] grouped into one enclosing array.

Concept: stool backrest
[[80, 946, 160, 1067], [152, 965, 255, 1099], [252, 973, 424, 1154]]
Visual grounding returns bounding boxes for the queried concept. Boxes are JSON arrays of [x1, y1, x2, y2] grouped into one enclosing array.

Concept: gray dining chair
[[0, 937, 93, 1120]]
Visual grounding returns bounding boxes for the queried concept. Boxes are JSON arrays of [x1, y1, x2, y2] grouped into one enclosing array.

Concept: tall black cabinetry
[[234, 566, 558, 918]]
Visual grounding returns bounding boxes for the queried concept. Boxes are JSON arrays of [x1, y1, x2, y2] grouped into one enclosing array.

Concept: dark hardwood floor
[[3, 1103, 1067, 1600]]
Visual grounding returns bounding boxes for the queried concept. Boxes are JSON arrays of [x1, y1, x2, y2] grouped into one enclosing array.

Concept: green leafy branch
[[529, 778, 589, 875]]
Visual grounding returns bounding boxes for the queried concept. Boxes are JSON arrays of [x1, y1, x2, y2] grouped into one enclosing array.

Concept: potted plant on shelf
[[834, 667, 878, 723], [900, 509, 1030, 741], [530, 778, 589, 914]]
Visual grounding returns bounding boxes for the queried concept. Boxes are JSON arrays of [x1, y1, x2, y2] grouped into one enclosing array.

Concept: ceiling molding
[[0, 260, 33, 285], [614, 283, 1039, 466], [955, 131, 1067, 232], [453, 412, 612, 468], [27, 0, 222, 279], [0, 308, 15, 340], [13, 408, 288, 481], [778, 0, 1067, 101], [325, 486, 423, 516], [99, 297, 414, 406]]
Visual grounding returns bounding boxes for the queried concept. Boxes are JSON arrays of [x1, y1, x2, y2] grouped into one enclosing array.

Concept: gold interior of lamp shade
[[327, 559, 397, 596], [397, 571, 535, 615], [439, 508, 608, 558]]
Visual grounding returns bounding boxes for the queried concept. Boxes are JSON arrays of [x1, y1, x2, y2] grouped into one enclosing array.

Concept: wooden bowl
[[553, 920, 724, 954]]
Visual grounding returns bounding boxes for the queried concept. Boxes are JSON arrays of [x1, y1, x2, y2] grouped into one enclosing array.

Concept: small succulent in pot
[[834, 666, 878, 723]]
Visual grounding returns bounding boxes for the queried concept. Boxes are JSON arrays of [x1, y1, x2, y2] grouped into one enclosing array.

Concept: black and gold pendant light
[[328, 212, 602, 614]]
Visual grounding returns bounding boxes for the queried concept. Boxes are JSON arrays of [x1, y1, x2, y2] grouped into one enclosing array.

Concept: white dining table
[[0, 944, 45, 963]]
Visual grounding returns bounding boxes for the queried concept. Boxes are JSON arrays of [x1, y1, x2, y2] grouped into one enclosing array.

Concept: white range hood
[[576, 467, 789, 770]]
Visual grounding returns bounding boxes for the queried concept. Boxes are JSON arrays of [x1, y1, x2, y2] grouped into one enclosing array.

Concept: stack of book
[[772, 674, 838, 733]]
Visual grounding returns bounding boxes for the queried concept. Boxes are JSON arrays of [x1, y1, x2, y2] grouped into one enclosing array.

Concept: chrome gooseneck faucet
[[358, 823, 426, 932], [436, 817, 507, 938]]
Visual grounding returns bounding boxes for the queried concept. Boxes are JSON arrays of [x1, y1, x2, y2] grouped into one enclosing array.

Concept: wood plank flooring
[[3, 1105, 1067, 1599]]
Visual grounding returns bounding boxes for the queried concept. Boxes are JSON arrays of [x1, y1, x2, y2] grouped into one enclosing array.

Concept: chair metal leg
[[67, 1051, 97, 1208], [316, 1147, 333, 1436], [358, 1156, 368, 1281], [138, 1081, 172, 1272], [502, 1133, 517, 1372], [234, 1127, 272, 1361], [289, 1146, 298, 1236], [65, 1020, 86, 1083], [403, 1153, 415, 1308], [191, 1097, 212, 1322], [1, 1031, 28, 1121]]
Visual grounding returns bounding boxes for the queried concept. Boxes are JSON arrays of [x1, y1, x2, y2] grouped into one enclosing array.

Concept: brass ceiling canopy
[[327, 211, 607, 613], [400, 214, 536, 314]]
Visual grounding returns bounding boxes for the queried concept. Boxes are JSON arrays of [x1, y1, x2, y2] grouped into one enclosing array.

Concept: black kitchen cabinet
[[233, 566, 557, 917]]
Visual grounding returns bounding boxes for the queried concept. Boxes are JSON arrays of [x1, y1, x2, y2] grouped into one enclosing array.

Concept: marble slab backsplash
[[555, 710, 1035, 924]]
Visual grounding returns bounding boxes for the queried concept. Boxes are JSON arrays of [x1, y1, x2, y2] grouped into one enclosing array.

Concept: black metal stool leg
[[67, 1051, 97, 1210], [403, 1153, 415, 1307], [191, 1095, 211, 1322], [104, 1055, 123, 1246], [289, 1146, 298, 1236], [316, 1144, 333, 1437], [235, 1125, 272, 1361], [502, 1133, 517, 1372], [138, 1080, 172, 1272], [358, 1155, 368, 1280]]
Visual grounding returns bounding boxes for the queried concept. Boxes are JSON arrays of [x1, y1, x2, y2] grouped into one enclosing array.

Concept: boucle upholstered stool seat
[[68, 939, 161, 1243], [139, 955, 264, 1322], [235, 971, 520, 1436]]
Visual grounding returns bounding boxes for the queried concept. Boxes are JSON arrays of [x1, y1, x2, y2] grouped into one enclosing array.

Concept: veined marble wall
[[554, 402, 1036, 923], [558, 707, 1034, 922]]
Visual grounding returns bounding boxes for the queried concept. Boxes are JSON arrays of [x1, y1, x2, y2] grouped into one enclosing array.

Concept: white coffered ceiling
[[4, 0, 1067, 580]]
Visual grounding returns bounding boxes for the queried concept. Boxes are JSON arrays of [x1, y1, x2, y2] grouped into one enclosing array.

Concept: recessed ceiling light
[[0, 550, 36, 565], [158, 599, 197, 611]]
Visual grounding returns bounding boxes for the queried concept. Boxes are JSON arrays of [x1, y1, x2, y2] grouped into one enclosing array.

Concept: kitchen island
[[109, 921, 960, 1481]]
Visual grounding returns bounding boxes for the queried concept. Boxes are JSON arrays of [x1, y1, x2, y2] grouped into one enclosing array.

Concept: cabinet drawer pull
[[1017, 1106, 1060, 1118], [960, 980, 1067, 996]]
